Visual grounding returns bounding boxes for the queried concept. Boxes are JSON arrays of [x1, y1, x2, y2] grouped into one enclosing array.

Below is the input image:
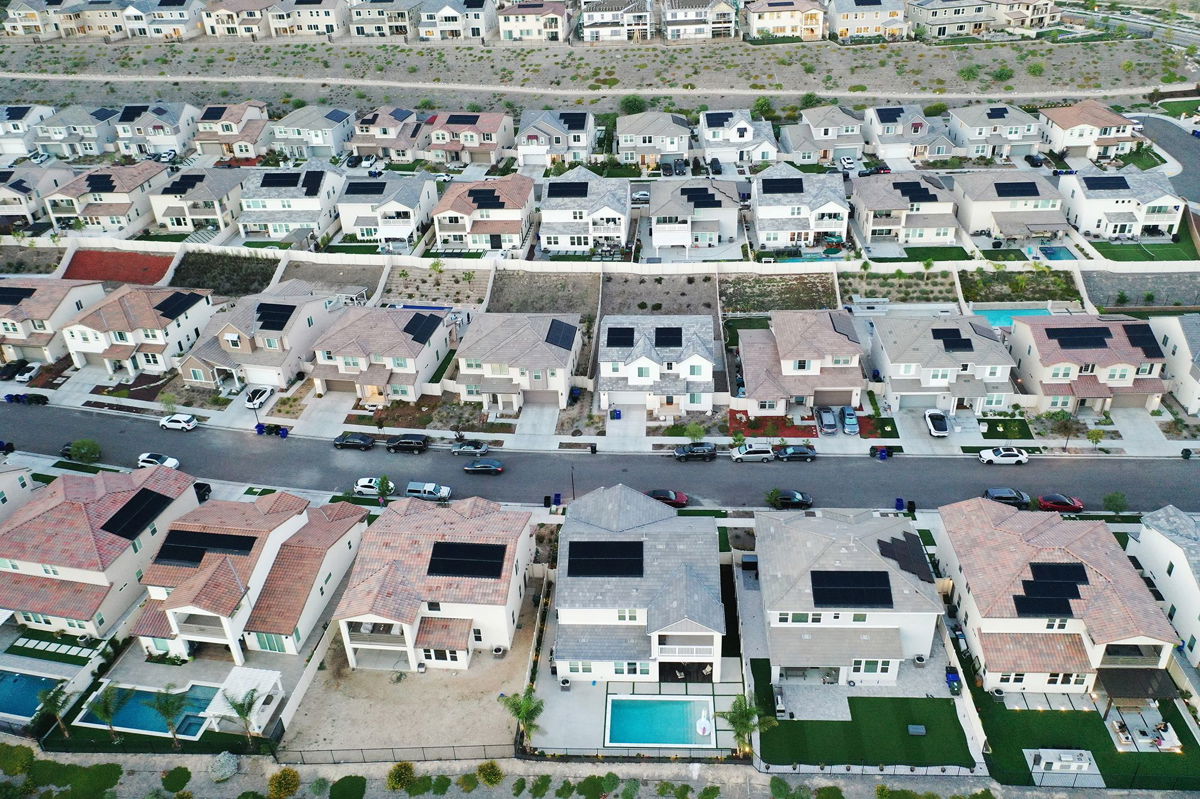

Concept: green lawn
[[787, 162, 839, 174], [52, 460, 121, 474], [1092, 239, 1197, 262], [717, 526, 730, 553], [917, 528, 935, 546], [39, 722, 271, 758], [931, 35, 984, 44], [27, 759, 122, 799], [137, 233, 189, 242], [1119, 147, 1166, 170], [989, 248, 1028, 261], [1160, 98, 1200, 116], [723, 317, 770, 346], [430, 348, 457, 382], [31, 473, 55, 484], [386, 159, 429, 172], [979, 417, 1032, 439], [5, 643, 90, 664], [243, 241, 291, 250], [872, 246, 971, 263], [678, 509, 729, 518]]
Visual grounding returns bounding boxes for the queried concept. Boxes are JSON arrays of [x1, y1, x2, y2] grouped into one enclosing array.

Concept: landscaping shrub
[[171, 252, 279, 296], [309, 777, 330, 797], [674, 786, 691, 799], [457, 774, 479, 793], [602, 774, 621, 794], [771, 778, 792, 799], [431, 776, 452, 796], [407, 776, 433, 796], [238, 794, 268, 799], [699, 789, 720, 799], [176, 792, 194, 799], [28, 760, 122, 799], [329, 777, 366, 799], [621, 781, 640, 799], [0, 783, 23, 799], [268, 768, 302, 799], [530, 776, 552, 798], [512, 778, 527, 796], [162, 767, 191, 792], [555, 780, 574, 798], [477, 761, 504, 787], [0, 744, 33, 775], [815, 789, 844, 799], [575, 776, 604, 799], [657, 784, 675, 797], [388, 763, 417, 792]]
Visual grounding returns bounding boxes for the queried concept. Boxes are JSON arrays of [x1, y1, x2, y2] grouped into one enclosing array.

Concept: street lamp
[[570, 463, 576, 501]]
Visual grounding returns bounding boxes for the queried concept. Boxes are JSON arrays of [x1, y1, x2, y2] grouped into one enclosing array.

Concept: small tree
[[921, 257, 934, 281], [751, 96, 774, 120], [1040, 410, 1085, 447], [429, 258, 445, 276], [765, 488, 783, 509], [498, 684, 545, 742], [619, 95, 647, 116], [717, 694, 777, 754], [377, 474, 393, 502], [731, 430, 746, 447], [268, 768, 301, 799], [1103, 492, 1129, 514], [146, 683, 188, 750], [683, 421, 706, 442], [477, 761, 504, 788], [35, 685, 74, 740], [159, 392, 178, 416], [222, 688, 260, 749], [1086, 428, 1104, 449], [67, 439, 102, 465], [89, 686, 134, 743], [387, 762, 416, 792]]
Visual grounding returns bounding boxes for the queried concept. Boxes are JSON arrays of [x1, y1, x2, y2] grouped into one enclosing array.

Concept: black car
[[858, 168, 874, 177], [386, 434, 430, 454], [673, 158, 688, 174], [709, 158, 723, 175], [1024, 153, 1047, 168], [773, 445, 817, 462], [346, 155, 363, 168], [673, 442, 717, 462], [463, 458, 504, 475], [661, 161, 674, 176], [982, 487, 1031, 509], [771, 490, 814, 510], [0, 359, 29, 381], [194, 482, 212, 503], [333, 432, 376, 451]]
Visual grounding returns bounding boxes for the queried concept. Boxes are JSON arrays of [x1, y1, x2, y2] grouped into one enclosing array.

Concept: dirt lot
[[380, 264, 490, 307], [0, 245, 64, 274], [488, 272, 601, 374], [1080, 270, 1200, 308], [599, 273, 718, 316], [839, 270, 959, 304], [720, 273, 837, 311], [281, 261, 385, 297]]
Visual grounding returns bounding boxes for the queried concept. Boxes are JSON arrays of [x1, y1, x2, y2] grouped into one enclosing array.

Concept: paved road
[[1134, 115, 1200, 201], [9, 404, 1199, 511]]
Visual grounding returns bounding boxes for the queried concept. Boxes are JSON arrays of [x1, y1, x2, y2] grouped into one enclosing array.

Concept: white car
[[158, 149, 177, 163], [631, 190, 651, 203], [360, 154, 378, 169], [28, 152, 49, 165], [353, 477, 396, 497], [431, 173, 453, 183], [13, 361, 42, 383], [244, 387, 274, 409], [137, 452, 180, 469], [978, 447, 1029, 465], [159, 413, 198, 431], [839, 156, 856, 171], [924, 409, 950, 437]]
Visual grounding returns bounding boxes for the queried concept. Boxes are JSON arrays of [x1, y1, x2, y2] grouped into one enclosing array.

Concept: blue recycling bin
[[279, 427, 288, 439], [613, 408, 622, 420], [3, 394, 12, 403], [880, 448, 889, 461], [255, 423, 266, 435], [553, 492, 562, 506]]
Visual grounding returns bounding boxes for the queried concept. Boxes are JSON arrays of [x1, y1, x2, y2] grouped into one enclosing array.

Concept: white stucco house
[[698, 109, 778, 165], [1125, 506, 1200, 668], [1148, 314, 1200, 416], [454, 313, 581, 411], [597, 314, 718, 416], [0, 277, 105, 365]]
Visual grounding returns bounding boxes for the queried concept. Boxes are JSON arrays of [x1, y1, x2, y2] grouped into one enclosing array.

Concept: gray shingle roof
[[874, 314, 1013, 368], [1136, 505, 1200, 574], [754, 163, 847, 211], [1068, 167, 1180, 204], [541, 166, 630, 215], [597, 314, 715, 366]]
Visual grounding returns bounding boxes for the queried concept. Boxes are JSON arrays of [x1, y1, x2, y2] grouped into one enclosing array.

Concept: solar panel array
[[546, 181, 589, 199], [986, 106, 1009, 119], [545, 318, 577, 350], [100, 489, 173, 541], [931, 327, 974, 353], [875, 107, 903, 123], [1124, 322, 1164, 358], [118, 105, 149, 123], [200, 105, 227, 121], [402, 312, 442, 345], [427, 541, 506, 578], [302, 170, 324, 197], [680, 186, 723, 209], [2, 107, 30, 121], [810, 570, 893, 608], [606, 326, 635, 348], [1045, 326, 1111, 350], [153, 291, 204, 321], [260, 172, 302, 188], [255, 302, 296, 331], [995, 181, 1040, 198], [559, 112, 587, 131], [762, 178, 805, 195], [162, 174, 204, 195], [345, 181, 386, 196], [705, 111, 733, 128], [467, 187, 505, 209], [445, 113, 480, 126], [85, 174, 116, 193], [324, 108, 349, 122], [0, 171, 14, 185], [0, 285, 35, 307], [1013, 561, 1088, 618], [877, 532, 934, 583], [92, 108, 118, 122], [654, 326, 683, 348], [1082, 175, 1130, 192], [567, 540, 643, 577], [893, 180, 936, 203], [155, 528, 257, 567]]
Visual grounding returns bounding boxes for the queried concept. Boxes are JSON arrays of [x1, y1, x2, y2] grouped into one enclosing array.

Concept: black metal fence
[[274, 744, 514, 765], [0, 719, 30, 738]]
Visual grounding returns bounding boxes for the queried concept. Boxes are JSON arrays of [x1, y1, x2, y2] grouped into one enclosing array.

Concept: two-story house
[[336, 173, 437, 246], [659, 0, 736, 38], [44, 0, 147, 39], [0, 466, 38, 527], [1148, 314, 1200, 416], [432, 174, 534, 252], [133, 494, 367, 664], [268, 0, 349, 36], [268, 105, 355, 159], [989, 0, 1058, 30], [0, 105, 55, 157], [193, 102, 272, 160], [907, 0, 992, 39], [32, 105, 119, 160], [579, 0, 651, 41], [849, 172, 959, 246], [870, 314, 1016, 412], [947, 104, 1041, 160], [0, 165, 75, 226], [454, 313, 581, 411], [0, 467, 198, 640], [236, 161, 346, 241], [498, 0, 567, 39], [335, 497, 533, 671], [143, 0, 206, 37], [65, 285, 215, 380], [646, 178, 741, 256], [943, 171, 1068, 242], [862, 105, 954, 161], [757, 509, 940, 692], [597, 314, 717, 416], [1125, 506, 1200, 668], [751, 163, 848, 251], [202, 0, 275, 37], [744, 0, 824, 39], [309, 307, 452, 406], [737, 310, 865, 418], [698, 109, 778, 164], [1057, 169, 1183, 241], [181, 279, 347, 391], [1039, 100, 1143, 162], [515, 110, 595, 167], [615, 111, 689, 167], [553, 484, 725, 684], [415, 0, 496, 39], [779, 105, 865, 164], [423, 111, 514, 166], [2, 0, 61, 37], [348, 0, 422, 37], [540, 166, 630, 254], [1008, 314, 1166, 413], [828, 0, 908, 40], [348, 106, 430, 161], [148, 168, 246, 235], [936, 497, 1175, 695], [112, 102, 199, 158], [43, 161, 171, 233], [0, 277, 105, 365]]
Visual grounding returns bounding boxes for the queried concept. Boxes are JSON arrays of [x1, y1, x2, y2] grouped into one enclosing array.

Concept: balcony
[[176, 615, 227, 639], [347, 631, 409, 647], [657, 645, 714, 657], [1099, 654, 1162, 668]]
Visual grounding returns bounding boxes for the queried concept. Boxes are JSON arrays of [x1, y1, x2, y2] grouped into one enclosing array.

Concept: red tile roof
[[64, 250, 173, 285], [979, 631, 1094, 674], [0, 570, 110, 620], [414, 616, 472, 650], [130, 599, 174, 639]]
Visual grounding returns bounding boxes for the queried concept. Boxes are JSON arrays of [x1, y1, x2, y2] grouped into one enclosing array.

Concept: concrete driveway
[[1132, 116, 1200, 201], [511, 402, 561, 449], [289, 391, 358, 437], [604, 405, 648, 451]]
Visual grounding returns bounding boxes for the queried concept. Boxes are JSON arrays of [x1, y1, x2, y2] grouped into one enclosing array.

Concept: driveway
[[1131, 116, 1200, 201], [604, 405, 648, 451], [289, 392, 358, 437], [511, 402, 560, 449]]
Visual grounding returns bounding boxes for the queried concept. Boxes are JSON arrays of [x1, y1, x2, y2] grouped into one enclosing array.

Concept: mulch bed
[[64, 250, 172, 284], [81, 400, 161, 416], [27, 356, 72, 390], [88, 372, 171, 402], [858, 415, 899, 438], [727, 410, 817, 439]]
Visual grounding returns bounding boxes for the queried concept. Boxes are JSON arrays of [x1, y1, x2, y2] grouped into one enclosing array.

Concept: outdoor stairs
[[183, 227, 220, 245]]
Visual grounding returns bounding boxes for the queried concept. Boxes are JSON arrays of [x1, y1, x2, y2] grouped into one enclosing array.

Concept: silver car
[[816, 406, 839, 435], [840, 406, 860, 436]]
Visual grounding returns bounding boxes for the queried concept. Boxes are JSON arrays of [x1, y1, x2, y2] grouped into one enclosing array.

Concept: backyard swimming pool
[[606, 696, 714, 747], [78, 683, 218, 738], [975, 308, 1053, 328], [1039, 246, 1076, 261], [0, 670, 60, 719]]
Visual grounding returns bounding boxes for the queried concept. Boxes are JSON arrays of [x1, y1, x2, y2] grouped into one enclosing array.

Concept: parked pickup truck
[[405, 481, 452, 501]]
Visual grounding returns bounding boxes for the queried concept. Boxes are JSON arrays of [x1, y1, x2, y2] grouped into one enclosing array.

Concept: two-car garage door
[[898, 393, 939, 410], [813, 389, 855, 406]]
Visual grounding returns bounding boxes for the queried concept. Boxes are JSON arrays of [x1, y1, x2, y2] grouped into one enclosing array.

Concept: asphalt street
[[1134, 116, 1200, 202], [6, 403, 1199, 511]]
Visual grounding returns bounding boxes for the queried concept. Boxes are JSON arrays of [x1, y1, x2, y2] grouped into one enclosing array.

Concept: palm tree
[[717, 694, 777, 755], [146, 684, 187, 750], [35, 684, 74, 739], [222, 688, 260, 750], [498, 684, 544, 744], [89, 686, 134, 743]]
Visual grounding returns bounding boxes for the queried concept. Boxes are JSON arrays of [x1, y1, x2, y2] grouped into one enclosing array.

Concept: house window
[[998, 673, 1025, 684], [1, 558, 21, 571], [149, 523, 157, 537], [792, 360, 809, 371], [984, 393, 1004, 407], [256, 632, 286, 653], [132, 538, 143, 554], [1106, 367, 1130, 381], [928, 368, 951, 381], [464, 359, 482, 369], [393, 357, 408, 369], [1168, 604, 1177, 620], [832, 356, 852, 366], [852, 613, 867, 623], [610, 362, 620, 373], [1045, 618, 1067, 630], [1049, 366, 1071, 379], [852, 659, 889, 674], [689, 364, 702, 376], [1189, 636, 1197, 652], [758, 400, 776, 410], [95, 613, 105, 628], [688, 393, 701, 404], [0, 492, 6, 505], [617, 608, 638, 621], [427, 601, 440, 612], [1167, 561, 1175, 576], [636, 366, 649, 378], [1137, 363, 1153, 376], [473, 628, 482, 642], [1049, 395, 1071, 409], [16, 476, 25, 489], [189, 368, 204, 381], [264, 338, 279, 349], [465, 384, 480, 396]]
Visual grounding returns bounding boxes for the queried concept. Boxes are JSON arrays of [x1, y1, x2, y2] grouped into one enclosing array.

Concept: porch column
[[339, 621, 358, 669]]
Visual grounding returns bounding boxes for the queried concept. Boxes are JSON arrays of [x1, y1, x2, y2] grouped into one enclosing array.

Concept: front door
[[489, 234, 502, 249], [490, 393, 499, 405]]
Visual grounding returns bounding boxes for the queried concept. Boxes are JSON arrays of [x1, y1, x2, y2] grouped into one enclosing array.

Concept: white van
[[729, 442, 775, 463]]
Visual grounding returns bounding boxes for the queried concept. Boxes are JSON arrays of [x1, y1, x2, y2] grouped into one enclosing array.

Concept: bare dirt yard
[[1080, 270, 1200, 308], [839, 270, 960, 304], [599, 273, 718, 316], [720, 273, 837, 312], [0, 245, 64, 274], [280, 260, 385, 297], [380, 263, 491, 307], [487, 271, 601, 372]]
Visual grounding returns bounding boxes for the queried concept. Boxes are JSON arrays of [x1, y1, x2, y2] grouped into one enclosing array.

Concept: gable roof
[[597, 314, 716, 366], [0, 278, 100, 323], [51, 161, 167, 198], [1039, 99, 1132, 131], [771, 310, 860, 358], [873, 314, 1012, 367], [753, 163, 847, 211], [948, 103, 1037, 128], [72, 284, 212, 333], [311, 307, 445, 358], [1015, 314, 1166, 367], [457, 312, 580, 367], [541, 166, 629, 214], [434, 174, 533, 216], [616, 112, 690, 138]]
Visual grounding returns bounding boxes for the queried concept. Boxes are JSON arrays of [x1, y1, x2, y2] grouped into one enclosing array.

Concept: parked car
[[709, 158, 723, 175], [353, 477, 397, 497], [770, 489, 813, 510], [361, 155, 378, 169], [346, 154, 364, 168], [157, 149, 177, 163], [982, 487, 1031, 508], [0, 359, 29, 381], [431, 173, 454, 182], [28, 152, 49, 165], [730, 442, 775, 463], [978, 446, 1029, 465], [404, 481, 451, 501], [673, 158, 688, 174], [839, 156, 856, 171], [646, 489, 688, 508], [774, 445, 817, 462], [244, 387, 274, 409], [1038, 493, 1084, 512], [873, 166, 892, 174], [137, 452, 179, 469], [386, 434, 430, 454], [815, 406, 839, 435], [631, 190, 651, 203], [333, 432, 376, 451], [674, 442, 717, 462], [159, 413, 198, 431], [194, 482, 212, 503], [464, 458, 504, 475], [13, 362, 42, 383], [450, 440, 489, 456], [660, 161, 674, 176], [924, 409, 950, 437], [1024, 153, 1047, 168], [841, 406, 859, 436]]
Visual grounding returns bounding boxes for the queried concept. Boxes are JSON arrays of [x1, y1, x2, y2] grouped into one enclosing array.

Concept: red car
[[646, 489, 689, 508], [1038, 494, 1084, 513]]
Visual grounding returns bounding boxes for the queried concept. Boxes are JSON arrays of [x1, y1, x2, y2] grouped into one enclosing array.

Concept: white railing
[[657, 645, 714, 657]]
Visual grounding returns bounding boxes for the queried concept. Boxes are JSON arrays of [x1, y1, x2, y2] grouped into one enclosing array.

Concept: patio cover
[[1096, 668, 1179, 701], [768, 625, 901, 667], [992, 211, 1071, 237], [203, 666, 283, 733]]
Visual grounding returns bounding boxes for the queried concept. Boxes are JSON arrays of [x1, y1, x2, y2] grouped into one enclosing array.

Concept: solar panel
[[810, 570, 893, 608], [0, 286, 36, 305], [427, 541, 506, 578], [654, 327, 683, 348], [1045, 326, 1111, 350], [762, 178, 805, 195], [606, 326, 635, 347], [856, 0, 882, 6], [566, 540, 643, 577], [260, 172, 301, 188], [1081, 175, 1129, 191], [545, 318, 577, 350], [445, 114, 480, 126], [162, 174, 204, 195], [85, 174, 116, 193], [302, 170, 324, 197], [255, 302, 296, 331], [100, 488, 173, 541], [402, 312, 442, 345], [1124, 322, 1163, 358], [893, 180, 936, 203], [1020, 579, 1081, 598], [986, 106, 1009, 119], [150, 106, 168, 117], [118, 105, 149, 123], [875, 107, 903, 123], [202, 104, 231, 119], [559, 112, 587, 131], [546, 182, 589, 199], [467, 188, 498, 198], [345, 181, 386, 196], [324, 109, 349, 123], [1014, 595, 1074, 617], [3, 107, 30, 121], [153, 291, 203, 321], [995, 181, 1040, 198], [932, 328, 975, 353], [154, 528, 257, 567], [705, 112, 733, 128], [91, 108, 118, 122], [0, 171, 13, 185], [877, 532, 934, 583], [389, 108, 413, 122], [767, 2, 791, 5], [1030, 563, 1090, 585]]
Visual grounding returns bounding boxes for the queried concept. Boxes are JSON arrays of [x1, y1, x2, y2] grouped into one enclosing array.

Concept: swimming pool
[[1039, 246, 1076, 261], [78, 683, 218, 738], [0, 670, 61, 719], [606, 696, 715, 747], [975, 308, 1052, 328]]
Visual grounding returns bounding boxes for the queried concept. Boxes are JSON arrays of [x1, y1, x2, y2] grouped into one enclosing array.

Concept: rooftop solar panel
[[546, 182, 589, 199], [444, 114, 480, 126], [118, 105, 149, 123], [705, 112, 733, 128], [1029, 561, 1089, 584], [876, 532, 934, 583], [260, 172, 302, 188], [566, 540, 643, 577], [0, 171, 14, 186], [810, 570, 893, 608], [654, 327, 683, 348], [995, 181, 1040, 198], [0, 286, 36, 305], [100, 488, 174, 541], [559, 112, 587, 131], [986, 106, 1009, 119], [154, 528, 257, 567], [302, 170, 324, 197], [1082, 176, 1129, 191], [427, 541, 506, 578], [762, 178, 805, 195], [875, 107, 903, 123], [344, 181, 386, 196], [545, 318, 577, 350], [150, 106, 168, 117], [255, 302, 296, 331], [1045, 326, 1111, 350], [1124, 322, 1164, 358], [324, 109, 349, 123], [3, 107, 30, 121], [401, 312, 443, 345], [893, 180, 936, 203], [1020, 579, 1081, 599], [606, 326, 635, 348], [1014, 595, 1074, 617], [153, 291, 203, 321], [85, 174, 116, 193], [200, 105, 228, 121], [161, 174, 204, 195]]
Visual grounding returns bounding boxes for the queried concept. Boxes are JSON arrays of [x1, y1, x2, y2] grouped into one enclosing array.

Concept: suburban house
[[597, 314, 717, 416], [935, 497, 1176, 695], [579, 0, 651, 41], [309, 307, 453, 406], [756, 509, 941, 688], [432, 174, 534, 252], [334, 497, 534, 672], [0, 465, 37, 526], [946, 104, 1041, 160], [498, 0, 567, 39], [348, 0, 421, 37], [267, 0, 349, 36], [0, 105, 55, 157], [336, 173, 437, 245], [750, 163, 848, 251], [828, 0, 908, 40], [43, 161, 171, 233], [268, 106, 356, 159], [0, 165, 75, 227], [414, 0, 496, 39], [141, 0, 207, 38], [659, 0, 736, 38], [849, 172, 959, 246], [64, 285, 215, 379], [148, 168, 247, 236], [423, 111, 514, 166], [1148, 314, 1200, 416], [744, 0, 824, 39], [236, 161, 346, 242], [32, 105, 119, 160], [193, 102, 272, 159], [615, 112, 689, 167], [1125, 506, 1200, 668], [202, 0, 276, 37], [132, 494, 368, 664], [869, 314, 1016, 412], [515, 110, 595, 167], [2, 0, 60, 36], [112, 102, 200, 158], [553, 484, 725, 683], [0, 277, 105, 365], [540, 166, 630, 254], [1038, 100, 1142, 162], [454, 313, 581, 411], [14, 0, 142, 39], [779, 105, 865, 164], [0, 467, 198, 640], [646, 178, 741, 256], [862, 105, 955, 161], [943, 171, 1068, 242], [698, 109, 778, 164], [181, 279, 348, 392], [737, 310, 865, 418], [1057, 169, 1184, 241], [907, 0, 992, 39], [988, 0, 1059, 30], [348, 106, 429, 161], [1007, 314, 1167, 413]]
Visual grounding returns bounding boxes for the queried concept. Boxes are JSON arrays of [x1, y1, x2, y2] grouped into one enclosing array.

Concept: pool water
[[975, 308, 1052, 328], [0, 670, 61, 719], [1039, 246, 1076, 261], [607, 697, 713, 747], [80, 683, 217, 736]]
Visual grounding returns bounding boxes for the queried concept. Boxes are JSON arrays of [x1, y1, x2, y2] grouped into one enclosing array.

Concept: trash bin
[[589, 443, 597, 454], [611, 408, 622, 420], [553, 492, 562, 506], [907, 500, 916, 515], [1184, 448, 1193, 460], [255, 423, 266, 435], [880, 448, 889, 461], [279, 428, 288, 439], [894, 497, 903, 510], [3, 395, 12, 403]]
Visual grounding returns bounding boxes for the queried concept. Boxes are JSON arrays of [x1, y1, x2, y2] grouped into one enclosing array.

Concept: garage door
[[1010, 144, 1035, 156], [833, 147, 858, 160], [524, 153, 548, 167], [524, 390, 559, 404], [1110, 393, 1148, 409], [898, 393, 939, 410], [324, 379, 357, 393], [814, 389, 854, 406]]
